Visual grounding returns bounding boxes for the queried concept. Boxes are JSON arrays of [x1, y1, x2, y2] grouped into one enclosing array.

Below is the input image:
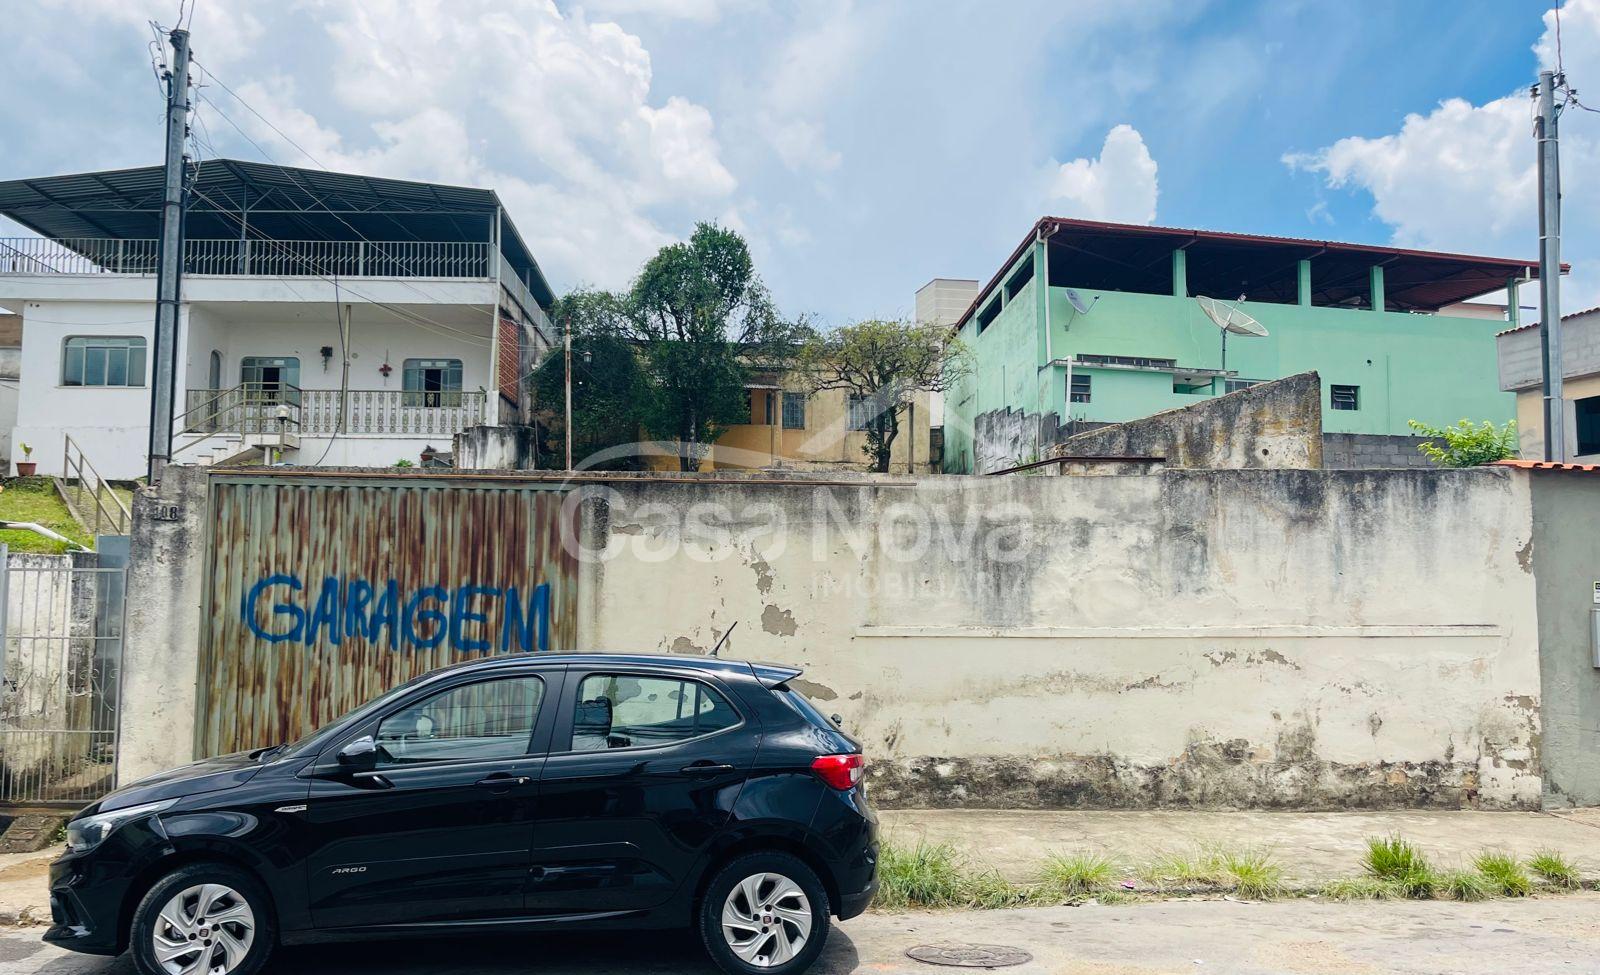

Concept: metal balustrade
[[0, 238, 492, 279]]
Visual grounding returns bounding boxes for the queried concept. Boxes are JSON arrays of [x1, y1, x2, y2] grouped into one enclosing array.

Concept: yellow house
[[643, 367, 936, 473], [1498, 306, 1600, 462]]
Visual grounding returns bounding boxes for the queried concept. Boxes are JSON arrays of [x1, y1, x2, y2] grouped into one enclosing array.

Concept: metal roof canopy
[[0, 158, 554, 307], [961, 217, 1560, 329]]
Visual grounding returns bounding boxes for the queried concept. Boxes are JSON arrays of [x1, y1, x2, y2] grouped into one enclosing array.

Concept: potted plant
[[15, 443, 35, 477]]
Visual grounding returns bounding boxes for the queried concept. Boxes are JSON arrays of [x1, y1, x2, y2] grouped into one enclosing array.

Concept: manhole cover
[[905, 943, 1033, 968]]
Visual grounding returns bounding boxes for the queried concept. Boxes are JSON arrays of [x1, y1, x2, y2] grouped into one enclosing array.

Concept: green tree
[[797, 318, 971, 473], [531, 289, 649, 469], [626, 223, 802, 470], [1407, 418, 1518, 468]]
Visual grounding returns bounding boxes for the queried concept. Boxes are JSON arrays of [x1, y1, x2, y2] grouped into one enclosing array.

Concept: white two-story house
[[0, 160, 555, 478]]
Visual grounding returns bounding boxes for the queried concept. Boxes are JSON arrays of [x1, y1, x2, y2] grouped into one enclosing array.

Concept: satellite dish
[[1196, 295, 1268, 337], [1194, 295, 1268, 381], [1065, 288, 1097, 316]]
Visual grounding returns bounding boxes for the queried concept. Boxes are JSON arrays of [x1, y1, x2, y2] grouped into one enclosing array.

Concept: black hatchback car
[[44, 653, 878, 975]]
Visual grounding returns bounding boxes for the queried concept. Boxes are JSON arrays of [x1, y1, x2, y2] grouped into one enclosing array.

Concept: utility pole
[[563, 320, 573, 470], [147, 27, 191, 482], [1536, 69, 1565, 462]]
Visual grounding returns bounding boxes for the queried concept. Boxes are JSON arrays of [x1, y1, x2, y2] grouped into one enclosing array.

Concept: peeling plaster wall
[[1050, 372, 1323, 470], [582, 468, 1543, 809]]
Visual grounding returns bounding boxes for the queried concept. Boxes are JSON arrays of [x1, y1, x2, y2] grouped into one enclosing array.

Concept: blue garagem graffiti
[[241, 574, 552, 653]]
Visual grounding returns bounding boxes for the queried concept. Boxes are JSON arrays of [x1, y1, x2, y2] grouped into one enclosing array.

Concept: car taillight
[[811, 753, 864, 790]]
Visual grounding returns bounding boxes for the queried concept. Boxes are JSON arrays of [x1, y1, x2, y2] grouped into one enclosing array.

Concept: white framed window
[[403, 358, 464, 407], [62, 336, 146, 387], [1331, 384, 1360, 411], [847, 393, 879, 431], [1069, 373, 1092, 404]]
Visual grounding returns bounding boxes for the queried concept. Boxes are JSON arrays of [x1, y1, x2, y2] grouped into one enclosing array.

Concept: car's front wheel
[[700, 852, 831, 975], [128, 863, 276, 975]]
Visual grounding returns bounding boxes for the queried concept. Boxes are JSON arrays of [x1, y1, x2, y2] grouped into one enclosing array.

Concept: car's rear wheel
[[700, 852, 830, 975], [128, 863, 276, 975]]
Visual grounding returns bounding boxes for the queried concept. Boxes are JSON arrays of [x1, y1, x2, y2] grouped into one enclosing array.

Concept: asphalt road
[[3, 893, 1599, 974]]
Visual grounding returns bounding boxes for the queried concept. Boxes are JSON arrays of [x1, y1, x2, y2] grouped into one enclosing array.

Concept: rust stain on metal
[[198, 475, 579, 757]]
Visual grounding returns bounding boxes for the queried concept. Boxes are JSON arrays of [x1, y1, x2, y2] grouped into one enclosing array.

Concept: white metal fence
[[0, 548, 126, 805], [0, 237, 492, 279]]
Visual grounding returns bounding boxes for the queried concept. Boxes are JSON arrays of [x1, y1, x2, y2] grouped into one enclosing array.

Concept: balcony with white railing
[[179, 385, 488, 439], [0, 237, 493, 280]]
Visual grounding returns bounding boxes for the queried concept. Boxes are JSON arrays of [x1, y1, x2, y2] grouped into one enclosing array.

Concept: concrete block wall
[[1498, 312, 1600, 392], [1322, 434, 1435, 470]]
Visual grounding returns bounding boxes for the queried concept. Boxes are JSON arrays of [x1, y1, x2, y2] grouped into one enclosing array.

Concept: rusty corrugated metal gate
[[198, 473, 579, 757]]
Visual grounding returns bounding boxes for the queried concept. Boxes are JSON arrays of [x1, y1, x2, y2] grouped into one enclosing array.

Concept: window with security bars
[[782, 392, 807, 430], [847, 393, 882, 431], [1330, 384, 1360, 411], [1069, 373, 1092, 403], [62, 336, 147, 387], [403, 358, 464, 407]]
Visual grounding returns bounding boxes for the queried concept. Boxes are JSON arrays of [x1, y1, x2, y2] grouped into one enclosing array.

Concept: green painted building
[[942, 218, 1546, 474]]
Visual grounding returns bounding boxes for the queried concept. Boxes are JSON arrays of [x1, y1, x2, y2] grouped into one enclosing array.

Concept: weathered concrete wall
[[454, 423, 540, 470], [1529, 470, 1600, 807], [117, 467, 209, 784], [581, 469, 1543, 809], [1322, 433, 1435, 470], [971, 409, 1106, 474], [1049, 372, 1322, 470]]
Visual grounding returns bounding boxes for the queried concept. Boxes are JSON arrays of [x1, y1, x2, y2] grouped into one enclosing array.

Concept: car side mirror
[[336, 735, 379, 772]]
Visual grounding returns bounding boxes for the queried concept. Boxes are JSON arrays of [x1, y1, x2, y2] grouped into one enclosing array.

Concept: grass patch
[[1138, 847, 1230, 891], [1474, 850, 1532, 897], [1438, 869, 1494, 901], [1363, 836, 1435, 898], [1529, 850, 1582, 890], [1220, 849, 1285, 900], [1040, 850, 1119, 898], [1318, 877, 1397, 901], [877, 840, 969, 910], [0, 477, 91, 553]]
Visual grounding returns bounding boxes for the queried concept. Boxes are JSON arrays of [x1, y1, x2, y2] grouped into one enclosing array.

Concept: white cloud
[[190, 0, 737, 287], [1284, 0, 1600, 310], [1047, 124, 1159, 224], [581, 0, 730, 24]]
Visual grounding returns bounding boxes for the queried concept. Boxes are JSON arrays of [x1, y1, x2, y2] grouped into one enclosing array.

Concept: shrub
[[1407, 418, 1517, 467]]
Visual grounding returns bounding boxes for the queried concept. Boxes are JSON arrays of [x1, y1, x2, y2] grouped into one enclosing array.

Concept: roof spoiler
[[749, 662, 803, 688]]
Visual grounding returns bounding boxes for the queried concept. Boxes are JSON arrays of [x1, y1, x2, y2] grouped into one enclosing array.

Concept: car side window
[[572, 674, 739, 751], [374, 675, 544, 767]]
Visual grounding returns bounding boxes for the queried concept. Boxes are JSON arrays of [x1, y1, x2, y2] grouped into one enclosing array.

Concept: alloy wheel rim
[[151, 883, 256, 975], [721, 871, 812, 968]]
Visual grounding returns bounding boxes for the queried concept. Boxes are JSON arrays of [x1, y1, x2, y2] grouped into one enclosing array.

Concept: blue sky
[[2, 0, 1595, 324]]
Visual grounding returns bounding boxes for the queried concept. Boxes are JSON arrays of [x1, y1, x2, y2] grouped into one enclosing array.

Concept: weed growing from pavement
[[1219, 849, 1285, 900], [1529, 850, 1581, 889], [876, 840, 970, 910], [1039, 850, 1119, 898], [1363, 836, 1436, 898], [1137, 847, 1230, 892], [1438, 869, 1495, 901], [1474, 851, 1532, 897], [1317, 877, 1397, 901]]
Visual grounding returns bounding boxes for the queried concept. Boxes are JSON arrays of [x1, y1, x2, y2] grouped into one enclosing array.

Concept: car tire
[[128, 862, 276, 975], [700, 851, 831, 975]]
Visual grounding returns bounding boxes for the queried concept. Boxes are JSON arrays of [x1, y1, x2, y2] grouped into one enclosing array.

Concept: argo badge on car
[[43, 653, 878, 975]]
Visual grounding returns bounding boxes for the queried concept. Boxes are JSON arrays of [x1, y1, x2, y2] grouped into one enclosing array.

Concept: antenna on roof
[[1195, 295, 1268, 383], [709, 621, 737, 658]]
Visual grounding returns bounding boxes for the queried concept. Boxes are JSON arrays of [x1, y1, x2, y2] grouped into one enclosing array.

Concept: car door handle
[[681, 762, 736, 777], [476, 774, 532, 789]]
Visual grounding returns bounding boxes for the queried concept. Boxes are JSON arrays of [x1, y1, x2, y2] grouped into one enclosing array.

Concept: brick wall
[[497, 317, 521, 406], [1322, 433, 1435, 469]]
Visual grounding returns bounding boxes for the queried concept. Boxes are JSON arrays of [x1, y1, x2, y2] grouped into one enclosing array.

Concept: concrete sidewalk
[[879, 807, 1600, 885]]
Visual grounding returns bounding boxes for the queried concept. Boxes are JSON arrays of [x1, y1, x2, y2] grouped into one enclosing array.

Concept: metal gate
[[198, 473, 580, 758], [0, 545, 127, 805]]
